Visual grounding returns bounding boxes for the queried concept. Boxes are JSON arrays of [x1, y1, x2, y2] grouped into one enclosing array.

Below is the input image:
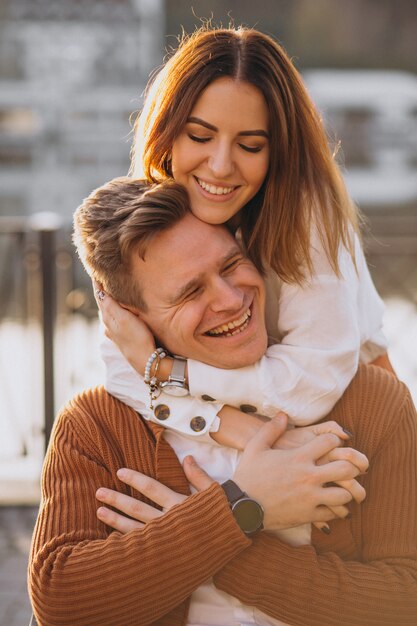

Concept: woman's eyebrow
[[187, 117, 217, 131], [187, 116, 268, 138]]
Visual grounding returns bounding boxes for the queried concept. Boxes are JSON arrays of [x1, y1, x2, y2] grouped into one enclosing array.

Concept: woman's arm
[[188, 233, 388, 424]]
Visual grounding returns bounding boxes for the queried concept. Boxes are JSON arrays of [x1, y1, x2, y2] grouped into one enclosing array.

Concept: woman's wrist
[[211, 406, 268, 450]]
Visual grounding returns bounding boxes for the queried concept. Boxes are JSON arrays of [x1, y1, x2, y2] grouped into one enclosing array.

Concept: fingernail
[[320, 524, 331, 535], [274, 412, 287, 424], [184, 455, 196, 466], [96, 488, 106, 498], [117, 468, 127, 479], [342, 428, 353, 438]]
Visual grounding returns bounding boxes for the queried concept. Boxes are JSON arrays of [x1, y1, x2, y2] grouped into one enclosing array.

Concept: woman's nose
[[208, 143, 235, 179]]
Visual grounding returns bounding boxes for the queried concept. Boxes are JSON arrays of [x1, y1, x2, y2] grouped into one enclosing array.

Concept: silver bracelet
[[144, 348, 167, 410]]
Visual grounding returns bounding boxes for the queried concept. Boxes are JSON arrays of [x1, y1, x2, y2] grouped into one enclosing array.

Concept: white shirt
[[164, 428, 310, 626], [102, 232, 387, 437]]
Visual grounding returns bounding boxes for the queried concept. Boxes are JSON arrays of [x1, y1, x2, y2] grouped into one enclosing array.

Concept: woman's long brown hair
[[130, 26, 359, 283]]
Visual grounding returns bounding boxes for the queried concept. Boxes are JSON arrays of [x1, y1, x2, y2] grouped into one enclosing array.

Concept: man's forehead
[[137, 217, 245, 303], [155, 215, 242, 264]]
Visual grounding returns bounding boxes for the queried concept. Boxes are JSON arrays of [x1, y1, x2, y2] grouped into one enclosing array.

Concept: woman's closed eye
[[188, 133, 211, 143], [239, 143, 263, 153]]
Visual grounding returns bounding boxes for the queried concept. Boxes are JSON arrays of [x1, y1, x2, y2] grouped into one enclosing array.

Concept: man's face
[[132, 213, 267, 369]]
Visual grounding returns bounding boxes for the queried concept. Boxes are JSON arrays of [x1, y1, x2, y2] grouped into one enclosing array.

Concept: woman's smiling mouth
[[205, 308, 251, 337], [196, 177, 237, 196]]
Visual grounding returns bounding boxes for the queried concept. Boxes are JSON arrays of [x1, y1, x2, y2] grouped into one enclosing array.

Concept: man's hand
[[233, 414, 367, 531], [96, 458, 214, 533], [96, 417, 367, 536]]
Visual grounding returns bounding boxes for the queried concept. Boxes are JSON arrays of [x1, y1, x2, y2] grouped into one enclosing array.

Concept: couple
[[28, 176, 417, 625]]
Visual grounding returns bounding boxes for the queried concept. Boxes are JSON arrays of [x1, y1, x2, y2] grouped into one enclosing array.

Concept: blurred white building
[[0, 0, 164, 220]]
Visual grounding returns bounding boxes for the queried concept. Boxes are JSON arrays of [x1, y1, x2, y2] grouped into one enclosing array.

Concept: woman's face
[[171, 77, 270, 225]]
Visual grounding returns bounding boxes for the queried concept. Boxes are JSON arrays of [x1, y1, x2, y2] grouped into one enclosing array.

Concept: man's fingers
[[325, 504, 350, 518], [96, 505, 144, 534], [328, 478, 366, 504], [96, 487, 164, 522], [318, 458, 363, 483], [318, 446, 369, 475], [117, 468, 187, 509], [246, 413, 288, 452], [183, 456, 214, 491], [303, 432, 344, 459]]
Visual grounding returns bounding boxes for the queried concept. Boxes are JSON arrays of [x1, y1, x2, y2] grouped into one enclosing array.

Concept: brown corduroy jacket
[[29, 365, 417, 626]]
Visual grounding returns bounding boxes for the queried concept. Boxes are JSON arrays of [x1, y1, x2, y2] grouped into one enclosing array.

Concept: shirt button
[[240, 404, 258, 414], [154, 404, 170, 421], [190, 416, 206, 432], [201, 394, 216, 402]]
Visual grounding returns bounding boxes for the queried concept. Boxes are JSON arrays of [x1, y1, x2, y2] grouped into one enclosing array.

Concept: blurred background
[[0, 0, 416, 621]]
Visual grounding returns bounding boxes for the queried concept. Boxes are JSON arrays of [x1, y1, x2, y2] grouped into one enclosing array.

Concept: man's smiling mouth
[[205, 308, 251, 337], [196, 177, 237, 196]]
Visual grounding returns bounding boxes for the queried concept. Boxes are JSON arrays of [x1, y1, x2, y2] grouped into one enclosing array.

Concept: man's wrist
[[221, 479, 264, 536]]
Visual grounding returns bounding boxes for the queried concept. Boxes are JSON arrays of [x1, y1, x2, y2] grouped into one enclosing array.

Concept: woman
[[97, 26, 392, 448]]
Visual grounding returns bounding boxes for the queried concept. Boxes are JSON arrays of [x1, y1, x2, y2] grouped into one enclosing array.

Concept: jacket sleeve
[[213, 375, 417, 626], [188, 234, 387, 424], [28, 395, 250, 626]]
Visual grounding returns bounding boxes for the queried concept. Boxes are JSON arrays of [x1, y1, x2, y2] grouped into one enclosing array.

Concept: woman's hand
[[93, 280, 156, 374], [272, 417, 368, 530], [272, 420, 352, 451], [96, 458, 214, 533]]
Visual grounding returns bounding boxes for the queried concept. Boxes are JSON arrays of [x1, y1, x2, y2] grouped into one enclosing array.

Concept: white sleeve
[[188, 233, 387, 425], [100, 329, 223, 441]]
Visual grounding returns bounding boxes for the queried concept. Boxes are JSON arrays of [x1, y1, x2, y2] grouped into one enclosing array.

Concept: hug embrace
[[29, 26, 416, 626]]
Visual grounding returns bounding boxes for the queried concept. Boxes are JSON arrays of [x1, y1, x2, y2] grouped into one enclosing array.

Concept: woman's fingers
[[308, 420, 352, 441], [91, 279, 156, 371], [273, 419, 349, 450], [315, 477, 366, 524]]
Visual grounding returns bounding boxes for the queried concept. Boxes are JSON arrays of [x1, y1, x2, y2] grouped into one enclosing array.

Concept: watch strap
[[169, 355, 187, 384], [221, 479, 248, 504]]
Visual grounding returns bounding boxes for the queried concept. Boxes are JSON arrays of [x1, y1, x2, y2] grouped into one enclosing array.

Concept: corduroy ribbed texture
[[214, 366, 417, 625], [28, 366, 417, 625], [28, 388, 250, 625]]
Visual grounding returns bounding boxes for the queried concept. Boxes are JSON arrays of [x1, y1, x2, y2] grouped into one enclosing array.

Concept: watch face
[[232, 498, 264, 534], [161, 381, 189, 397]]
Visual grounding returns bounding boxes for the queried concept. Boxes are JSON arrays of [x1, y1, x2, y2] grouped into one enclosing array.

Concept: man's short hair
[[73, 177, 190, 310]]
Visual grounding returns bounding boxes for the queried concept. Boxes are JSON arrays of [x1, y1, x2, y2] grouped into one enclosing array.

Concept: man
[[29, 178, 417, 625]]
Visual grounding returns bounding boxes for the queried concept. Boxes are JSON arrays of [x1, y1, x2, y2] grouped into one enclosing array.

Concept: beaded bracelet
[[144, 347, 167, 410]]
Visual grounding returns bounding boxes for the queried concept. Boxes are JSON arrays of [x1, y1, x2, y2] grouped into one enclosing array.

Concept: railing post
[[30, 213, 61, 452]]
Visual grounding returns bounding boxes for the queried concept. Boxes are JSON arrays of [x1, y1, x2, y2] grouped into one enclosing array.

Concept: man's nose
[[208, 143, 235, 179], [210, 277, 244, 312]]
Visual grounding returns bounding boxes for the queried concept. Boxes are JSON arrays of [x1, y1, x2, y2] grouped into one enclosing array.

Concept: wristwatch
[[160, 356, 189, 397], [221, 479, 264, 536]]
